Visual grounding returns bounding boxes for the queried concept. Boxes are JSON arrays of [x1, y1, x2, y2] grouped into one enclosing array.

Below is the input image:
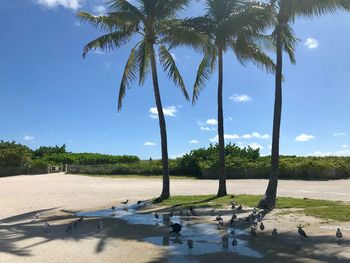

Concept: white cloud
[[170, 153, 186, 159], [268, 144, 272, 149], [200, 126, 215, 131], [206, 119, 218, 126], [249, 143, 264, 150], [144, 141, 156, 146], [295, 133, 315, 142], [93, 49, 105, 55], [333, 132, 347, 136], [24, 135, 35, 141], [229, 94, 252, 103], [197, 120, 216, 132], [149, 106, 177, 119], [304, 38, 319, 49], [189, 140, 199, 144], [36, 0, 82, 10], [242, 132, 269, 140], [342, 145, 348, 148], [93, 5, 106, 15]]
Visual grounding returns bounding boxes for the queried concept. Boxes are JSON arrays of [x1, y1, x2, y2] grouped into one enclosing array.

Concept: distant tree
[[78, 0, 204, 200], [33, 144, 67, 158], [259, 0, 350, 209], [0, 141, 32, 167]]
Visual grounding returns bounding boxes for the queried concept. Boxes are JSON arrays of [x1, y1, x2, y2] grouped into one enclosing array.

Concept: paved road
[[0, 173, 348, 218]]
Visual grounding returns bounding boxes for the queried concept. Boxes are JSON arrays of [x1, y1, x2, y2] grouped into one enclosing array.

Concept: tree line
[[77, 0, 350, 207]]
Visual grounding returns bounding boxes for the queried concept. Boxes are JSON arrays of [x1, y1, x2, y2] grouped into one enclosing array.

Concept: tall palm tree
[[187, 0, 275, 197], [259, 0, 350, 209], [78, 0, 204, 200]]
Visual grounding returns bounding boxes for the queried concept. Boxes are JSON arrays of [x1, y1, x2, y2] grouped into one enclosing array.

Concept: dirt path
[[0, 173, 349, 263]]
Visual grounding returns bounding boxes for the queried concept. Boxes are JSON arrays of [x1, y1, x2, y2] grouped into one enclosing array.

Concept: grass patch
[[156, 195, 350, 222]]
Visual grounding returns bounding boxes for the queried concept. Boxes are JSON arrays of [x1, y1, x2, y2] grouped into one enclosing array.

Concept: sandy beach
[[0, 173, 349, 262]]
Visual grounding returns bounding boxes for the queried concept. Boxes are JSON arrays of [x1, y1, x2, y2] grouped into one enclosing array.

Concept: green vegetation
[[156, 194, 350, 221]]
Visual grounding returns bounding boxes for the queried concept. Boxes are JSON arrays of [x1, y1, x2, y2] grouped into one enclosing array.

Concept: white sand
[[0, 173, 349, 263]]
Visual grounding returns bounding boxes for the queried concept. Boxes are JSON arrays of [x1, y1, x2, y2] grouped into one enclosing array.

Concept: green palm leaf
[[158, 45, 189, 100]]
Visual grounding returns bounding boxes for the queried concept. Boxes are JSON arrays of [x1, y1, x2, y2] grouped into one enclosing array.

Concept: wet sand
[[0, 173, 349, 262]]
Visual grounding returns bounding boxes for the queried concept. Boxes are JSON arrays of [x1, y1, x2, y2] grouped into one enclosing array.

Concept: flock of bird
[[33, 199, 345, 254]]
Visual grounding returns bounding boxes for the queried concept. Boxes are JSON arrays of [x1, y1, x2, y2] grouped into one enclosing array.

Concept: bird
[[43, 222, 50, 232], [257, 213, 263, 222], [272, 228, 278, 239], [154, 212, 159, 220], [179, 209, 184, 216], [231, 213, 237, 220], [260, 222, 265, 231], [237, 205, 242, 211], [252, 208, 257, 215], [215, 215, 223, 222], [253, 218, 258, 228], [137, 200, 143, 205], [121, 199, 129, 205], [187, 239, 194, 253], [231, 202, 236, 209], [66, 223, 73, 233], [222, 234, 229, 248], [245, 215, 252, 222], [336, 228, 343, 240], [232, 237, 238, 249], [73, 219, 79, 228], [169, 223, 182, 234], [111, 206, 116, 210], [210, 209, 216, 216], [231, 229, 236, 236], [78, 217, 84, 223], [298, 226, 308, 239], [218, 220, 224, 227], [186, 210, 192, 217], [97, 220, 103, 232], [189, 207, 197, 216], [251, 227, 257, 238], [33, 212, 40, 219]]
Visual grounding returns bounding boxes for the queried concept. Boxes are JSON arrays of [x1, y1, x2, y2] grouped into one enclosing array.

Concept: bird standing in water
[[298, 226, 308, 239], [237, 205, 242, 211], [336, 228, 343, 240], [260, 222, 265, 231], [43, 222, 50, 232], [231, 202, 236, 209], [154, 212, 159, 220], [232, 237, 238, 252], [272, 228, 278, 239], [97, 220, 103, 232], [187, 239, 193, 254], [169, 223, 182, 234]]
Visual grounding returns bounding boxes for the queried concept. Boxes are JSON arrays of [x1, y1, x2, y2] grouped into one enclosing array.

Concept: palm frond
[[158, 45, 189, 100], [107, 0, 145, 20], [82, 31, 133, 58], [192, 51, 215, 104], [118, 46, 139, 111], [155, 0, 191, 19], [136, 41, 150, 85]]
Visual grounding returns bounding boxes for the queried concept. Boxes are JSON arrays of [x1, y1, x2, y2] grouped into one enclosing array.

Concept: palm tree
[[78, 0, 203, 200], [187, 0, 275, 197], [259, 0, 350, 209]]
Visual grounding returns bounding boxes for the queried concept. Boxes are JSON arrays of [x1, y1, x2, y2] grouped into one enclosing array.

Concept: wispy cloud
[[313, 150, 350, 157], [206, 119, 217, 126], [170, 153, 186, 159], [249, 143, 263, 150], [229, 94, 252, 103], [210, 134, 240, 142], [189, 140, 199, 144], [304, 38, 319, 49], [36, 0, 82, 10], [149, 106, 177, 119], [295, 133, 315, 142], [93, 5, 106, 15], [210, 132, 269, 142], [23, 135, 35, 141], [342, 145, 348, 148], [333, 132, 347, 136], [144, 141, 156, 146]]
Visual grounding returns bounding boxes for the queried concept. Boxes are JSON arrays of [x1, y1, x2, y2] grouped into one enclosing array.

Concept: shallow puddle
[[76, 203, 263, 262]]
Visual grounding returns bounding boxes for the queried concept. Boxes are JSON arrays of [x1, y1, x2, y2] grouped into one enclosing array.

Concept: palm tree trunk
[[259, 29, 283, 209], [217, 48, 227, 197], [149, 43, 170, 200]]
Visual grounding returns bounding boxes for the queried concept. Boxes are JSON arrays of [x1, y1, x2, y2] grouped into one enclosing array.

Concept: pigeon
[[231, 203, 236, 209], [260, 222, 265, 231], [78, 217, 84, 223], [137, 200, 143, 205], [231, 214, 237, 220], [245, 215, 252, 222], [298, 227, 308, 238], [187, 239, 194, 250], [154, 212, 159, 220], [232, 237, 238, 248], [257, 213, 263, 222], [253, 218, 258, 227], [336, 228, 343, 240], [237, 205, 242, 211], [210, 209, 216, 216], [251, 227, 257, 238], [252, 208, 257, 215], [169, 223, 182, 234], [33, 212, 40, 219], [43, 222, 50, 232], [189, 207, 197, 216], [272, 228, 278, 238], [97, 220, 103, 232], [215, 215, 223, 222], [230, 218, 235, 226], [121, 199, 129, 205], [66, 223, 73, 233]]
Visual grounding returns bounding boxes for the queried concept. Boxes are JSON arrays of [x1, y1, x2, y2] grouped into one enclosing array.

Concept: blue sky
[[0, 0, 349, 159]]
